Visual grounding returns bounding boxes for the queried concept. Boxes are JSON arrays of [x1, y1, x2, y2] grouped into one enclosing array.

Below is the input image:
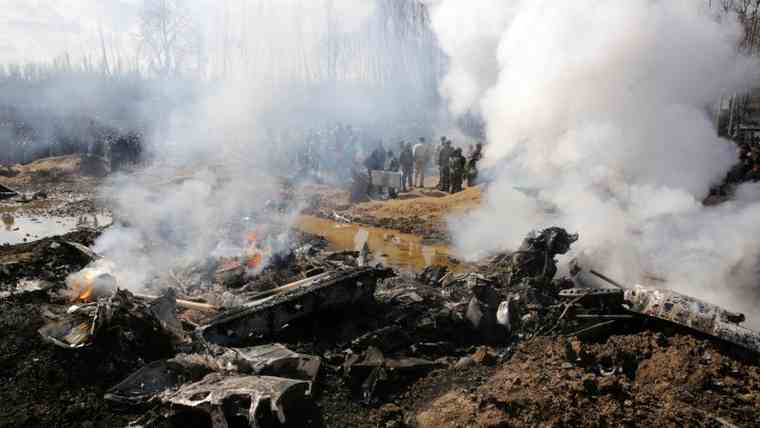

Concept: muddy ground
[[2, 156, 760, 428], [300, 180, 481, 244]]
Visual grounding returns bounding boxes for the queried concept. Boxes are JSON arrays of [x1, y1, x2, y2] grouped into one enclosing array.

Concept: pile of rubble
[[3, 223, 760, 427]]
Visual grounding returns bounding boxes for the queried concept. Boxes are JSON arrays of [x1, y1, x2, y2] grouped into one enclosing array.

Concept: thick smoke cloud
[[431, 1, 760, 323], [85, 0, 441, 289]]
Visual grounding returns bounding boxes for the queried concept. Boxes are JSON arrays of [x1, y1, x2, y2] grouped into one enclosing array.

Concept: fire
[[70, 270, 97, 302], [65, 267, 118, 303], [244, 230, 266, 269], [247, 253, 263, 268]]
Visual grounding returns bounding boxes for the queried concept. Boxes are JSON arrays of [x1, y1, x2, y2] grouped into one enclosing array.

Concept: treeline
[[709, 0, 760, 54]]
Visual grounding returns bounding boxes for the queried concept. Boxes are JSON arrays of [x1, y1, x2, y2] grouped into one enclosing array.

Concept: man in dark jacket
[[449, 147, 466, 193], [438, 138, 452, 192]]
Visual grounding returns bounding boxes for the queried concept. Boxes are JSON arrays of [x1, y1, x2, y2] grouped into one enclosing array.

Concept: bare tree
[[138, 0, 202, 77]]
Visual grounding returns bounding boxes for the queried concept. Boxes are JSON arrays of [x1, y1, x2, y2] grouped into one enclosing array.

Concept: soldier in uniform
[[449, 147, 466, 193], [399, 141, 414, 192], [386, 149, 400, 198], [467, 142, 483, 187], [438, 138, 452, 192]]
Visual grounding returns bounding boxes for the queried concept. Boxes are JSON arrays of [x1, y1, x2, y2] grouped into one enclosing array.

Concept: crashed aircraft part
[[201, 266, 389, 346], [38, 317, 93, 349], [105, 358, 210, 405], [163, 373, 310, 428], [62, 241, 101, 261], [625, 285, 760, 354], [233, 343, 321, 386], [0, 183, 18, 200], [38, 303, 98, 349], [106, 344, 320, 407], [39, 289, 185, 353]]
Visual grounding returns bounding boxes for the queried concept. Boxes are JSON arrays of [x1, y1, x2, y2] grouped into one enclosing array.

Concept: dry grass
[[14, 155, 80, 174], [353, 185, 482, 219]]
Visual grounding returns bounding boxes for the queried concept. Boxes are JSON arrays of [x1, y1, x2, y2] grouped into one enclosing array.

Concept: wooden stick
[[588, 269, 625, 289], [133, 293, 219, 313], [246, 271, 332, 302]]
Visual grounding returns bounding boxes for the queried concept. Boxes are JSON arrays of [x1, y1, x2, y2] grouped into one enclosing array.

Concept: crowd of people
[[280, 123, 485, 196], [0, 106, 143, 170], [361, 134, 484, 198]]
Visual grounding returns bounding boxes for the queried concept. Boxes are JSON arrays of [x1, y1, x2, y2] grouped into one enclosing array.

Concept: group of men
[[436, 137, 482, 193], [365, 136, 483, 197]]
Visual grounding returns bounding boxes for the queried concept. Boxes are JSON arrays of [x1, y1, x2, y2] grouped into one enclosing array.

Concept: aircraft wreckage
[[28, 226, 760, 426]]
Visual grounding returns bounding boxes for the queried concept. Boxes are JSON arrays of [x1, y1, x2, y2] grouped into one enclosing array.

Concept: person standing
[[438, 138, 452, 192], [399, 141, 414, 192], [413, 137, 430, 188], [386, 149, 400, 198], [467, 142, 483, 187], [449, 147, 466, 193]]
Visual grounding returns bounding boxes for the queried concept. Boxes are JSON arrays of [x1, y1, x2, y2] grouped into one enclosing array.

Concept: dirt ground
[[303, 183, 481, 243], [418, 329, 760, 427]]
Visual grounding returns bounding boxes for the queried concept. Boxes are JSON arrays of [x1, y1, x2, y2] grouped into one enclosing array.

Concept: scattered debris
[[6, 210, 760, 427]]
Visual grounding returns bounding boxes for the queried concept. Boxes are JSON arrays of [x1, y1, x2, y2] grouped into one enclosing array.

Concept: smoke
[[81, 0, 442, 290], [431, 1, 760, 323]]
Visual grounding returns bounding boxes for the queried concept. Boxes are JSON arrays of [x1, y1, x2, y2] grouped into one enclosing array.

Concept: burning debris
[[39, 288, 187, 354], [6, 203, 760, 427]]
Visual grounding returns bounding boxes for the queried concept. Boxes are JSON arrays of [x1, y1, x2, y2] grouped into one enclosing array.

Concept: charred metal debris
[[21, 225, 760, 427]]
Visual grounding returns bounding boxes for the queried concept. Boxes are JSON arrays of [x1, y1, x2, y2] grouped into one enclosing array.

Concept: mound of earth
[[416, 331, 760, 427]]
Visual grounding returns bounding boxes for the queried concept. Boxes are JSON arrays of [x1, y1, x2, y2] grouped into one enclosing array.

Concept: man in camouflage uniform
[[437, 138, 452, 192], [449, 147, 466, 193], [467, 142, 483, 187]]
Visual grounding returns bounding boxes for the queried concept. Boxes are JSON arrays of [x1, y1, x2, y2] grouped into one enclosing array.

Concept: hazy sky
[[0, 0, 145, 64], [0, 0, 378, 71]]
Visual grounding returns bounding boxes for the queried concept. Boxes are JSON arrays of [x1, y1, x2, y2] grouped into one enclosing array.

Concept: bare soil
[[416, 330, 760, 427], [303, 184, 482, 243]]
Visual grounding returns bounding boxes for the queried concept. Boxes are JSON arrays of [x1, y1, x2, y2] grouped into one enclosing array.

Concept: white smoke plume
[[431, 1, 760, 323], [85, 0, 440, 291]]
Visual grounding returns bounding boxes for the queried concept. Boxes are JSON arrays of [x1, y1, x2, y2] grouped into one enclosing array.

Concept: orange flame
[[70, 271, 97, 302], [244, 230, 266, 269], [247, 253, 263, 268], [78, 286, 93, 302]]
